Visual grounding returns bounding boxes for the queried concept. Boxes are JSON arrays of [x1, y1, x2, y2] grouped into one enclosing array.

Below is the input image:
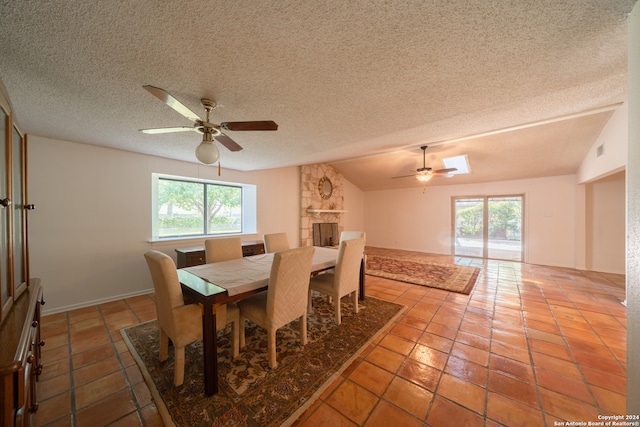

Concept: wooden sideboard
[[175, 241, 265, 268], [0, 279, 44, 427]]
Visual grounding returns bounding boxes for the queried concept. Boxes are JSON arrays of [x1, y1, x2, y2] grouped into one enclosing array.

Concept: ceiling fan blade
[[220, 121, 278, 131], [391, 174, 416, 179], [433, 167, 458, 175], [215, 134, 243, 152], [140, 126, 196, 134], [143, 85, 202, 122]]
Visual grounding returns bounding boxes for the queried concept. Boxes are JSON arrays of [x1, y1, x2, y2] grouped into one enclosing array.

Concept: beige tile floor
[[34, 248, 627, 426]]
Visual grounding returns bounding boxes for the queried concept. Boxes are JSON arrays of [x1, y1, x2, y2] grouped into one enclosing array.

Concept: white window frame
[[151, 173, 257, 241]]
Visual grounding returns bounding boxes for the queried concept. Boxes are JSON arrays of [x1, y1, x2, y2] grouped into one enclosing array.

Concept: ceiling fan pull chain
[[218, 161, 221, 176]]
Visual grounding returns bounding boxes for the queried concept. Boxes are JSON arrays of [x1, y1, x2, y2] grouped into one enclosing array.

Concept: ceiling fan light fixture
[[195, 133, 220, 165], [416, 172, 433, 182]]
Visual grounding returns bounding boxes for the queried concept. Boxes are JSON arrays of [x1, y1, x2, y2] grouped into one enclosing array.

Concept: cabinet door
[[13, 126, 26, 296], [1, 105, 9, 318], [0, 83, 29, 321]]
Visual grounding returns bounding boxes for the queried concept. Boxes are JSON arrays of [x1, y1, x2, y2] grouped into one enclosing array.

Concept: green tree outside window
[[157, 178, 242, 237]]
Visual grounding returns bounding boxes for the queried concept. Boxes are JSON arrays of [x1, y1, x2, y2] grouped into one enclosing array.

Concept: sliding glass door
[[453, 195, 524, 261], [453, 198, 484, 257], [487, 196, 523, 260]]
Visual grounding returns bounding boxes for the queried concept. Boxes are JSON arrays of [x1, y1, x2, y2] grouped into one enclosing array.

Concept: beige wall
[[342, 179, 365, 233], [577, 102, 627, 184], [29, 136, 300, 313], [364, 175, 580, 268], [627, 0, 639, 413], [585, 171, 626, 274], [574, 103, 628, 272]]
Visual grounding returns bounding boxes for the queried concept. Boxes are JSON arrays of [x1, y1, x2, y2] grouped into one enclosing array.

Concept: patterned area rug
[[121, 295, 404, 427], [366, 254, 480, 294]]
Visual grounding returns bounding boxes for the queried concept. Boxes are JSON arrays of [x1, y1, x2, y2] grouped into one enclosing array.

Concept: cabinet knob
[[25, 203, 35, 210], [0, 198, 10, 208], [30, 402, 39, 413], [32, 320, 39, 328], [27, 354, 35, 364], [40, 340, 46, 347]]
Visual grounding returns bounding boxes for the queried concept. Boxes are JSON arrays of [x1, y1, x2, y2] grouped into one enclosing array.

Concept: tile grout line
[[66, 311, 77, 427], [518, 264, 550, 426], [531, 269, 604, 421]]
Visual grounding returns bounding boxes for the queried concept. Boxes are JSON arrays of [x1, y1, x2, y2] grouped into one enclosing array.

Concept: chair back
[[205, 237, 243, 263], [340, 231, 366, 243], [144, 250, 184, 337], [263, 232, 290, 253], [267, 246, 315, 329], [334, 238, 366, 295]]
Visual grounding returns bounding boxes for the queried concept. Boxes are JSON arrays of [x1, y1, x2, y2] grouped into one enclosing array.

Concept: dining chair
[[263, 232, 290, 253], [237, 246, 315, 369], [340, 231, 366, 243], [205, 237, 243, 263], [144, 250, 240, 386], [308, 237, 366, 325], [323, 231, 366, 278], [339, 230, 367, 276]]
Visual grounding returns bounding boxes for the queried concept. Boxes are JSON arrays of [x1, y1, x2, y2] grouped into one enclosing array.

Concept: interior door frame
[[451, 194, 525, 262]]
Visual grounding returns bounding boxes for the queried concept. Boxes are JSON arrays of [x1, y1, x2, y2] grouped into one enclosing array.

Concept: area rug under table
[[121, 295, 404, 427], [366, 254, 480, 294]]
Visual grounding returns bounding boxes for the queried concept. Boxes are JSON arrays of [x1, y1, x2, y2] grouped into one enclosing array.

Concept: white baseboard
[[42, 288, 154, 316]]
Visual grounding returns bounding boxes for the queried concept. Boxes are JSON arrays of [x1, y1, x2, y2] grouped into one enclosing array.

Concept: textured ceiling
[[0, 0, 635, 189]]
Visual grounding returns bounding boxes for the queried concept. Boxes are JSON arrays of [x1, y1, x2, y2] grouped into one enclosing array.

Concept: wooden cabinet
[[1, 78, 31, 323], [175, 241, 265, 268], [0, 279, 43, 427], [1, 77, 39, 426], [240, 242, 266, 257]]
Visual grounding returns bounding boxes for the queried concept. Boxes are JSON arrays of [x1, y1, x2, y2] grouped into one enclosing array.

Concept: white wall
[[342, 178, 365, 233], [364, 175, 579, 268], [626, 0, 640, 413], [28, 136, 300, 314], [585, 171, 626, 273], [577, 102, 628, 184], [574, 102, 628, 273]]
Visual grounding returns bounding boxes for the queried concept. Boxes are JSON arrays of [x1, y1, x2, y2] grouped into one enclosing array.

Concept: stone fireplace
[[300, 164, 345, 247], [312, 222, 339, 247]]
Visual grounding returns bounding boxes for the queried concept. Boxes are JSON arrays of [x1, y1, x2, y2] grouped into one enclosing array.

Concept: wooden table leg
[[202, 302, 218, 395], [359, 257, 366, 300]]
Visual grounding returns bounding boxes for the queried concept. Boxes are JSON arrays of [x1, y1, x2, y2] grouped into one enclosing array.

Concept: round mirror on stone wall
[[318, 176, 333, 199]]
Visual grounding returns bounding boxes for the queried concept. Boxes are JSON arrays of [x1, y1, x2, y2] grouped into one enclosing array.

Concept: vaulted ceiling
[[0, 1, 635, 189]]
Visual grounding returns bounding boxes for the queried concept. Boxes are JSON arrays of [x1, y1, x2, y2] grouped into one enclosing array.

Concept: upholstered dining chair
[[308, 237, 366, 325], [339, 231, 366, 243], [322, 231, 367, 279], [237, 246, 315, 369], [205, 237, 243, 263], [263, 232, 290, 253], [144, 250, 240, 386]]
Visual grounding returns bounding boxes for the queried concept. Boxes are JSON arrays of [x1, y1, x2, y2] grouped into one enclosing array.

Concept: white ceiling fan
[[139, 85, 278, 164]]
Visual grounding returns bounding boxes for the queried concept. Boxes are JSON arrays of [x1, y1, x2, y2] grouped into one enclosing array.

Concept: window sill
[[149, 233, 259, 245]]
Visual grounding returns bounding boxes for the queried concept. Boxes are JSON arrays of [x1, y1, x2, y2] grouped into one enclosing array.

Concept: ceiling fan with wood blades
[[139, 85, 278, 164], [392, 146, 457, 182]]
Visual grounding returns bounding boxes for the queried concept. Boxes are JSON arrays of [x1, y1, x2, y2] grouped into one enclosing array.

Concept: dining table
[[177, 245, 351, 395]]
